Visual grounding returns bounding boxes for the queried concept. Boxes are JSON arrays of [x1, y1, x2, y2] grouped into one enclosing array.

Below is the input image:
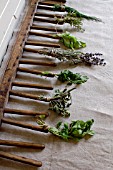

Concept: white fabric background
[[0, 0, 113, 169]]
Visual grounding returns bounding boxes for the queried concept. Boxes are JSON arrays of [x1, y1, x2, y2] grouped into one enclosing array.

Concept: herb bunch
[[54, 4, 102, 22], [55, 32, 86, 50], [49, 88, 75, 117], [55, 16, 84, 32], [36, 48, 106, 66], [37, 119, 95, 141], [42, 70, 88, 86]]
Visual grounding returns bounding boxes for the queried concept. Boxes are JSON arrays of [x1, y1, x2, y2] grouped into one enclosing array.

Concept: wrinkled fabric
[[0, 0, 113, 170]]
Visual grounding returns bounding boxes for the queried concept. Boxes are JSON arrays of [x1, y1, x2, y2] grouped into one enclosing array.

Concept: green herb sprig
[[49, 88, 75, 117], [35, 48, 106, 66], [55, 16, 84, 32], [37, 119, 95, 141], [55, 32, 86, 50], [54, 4, 102, 22], [42, 70, 88, 86]]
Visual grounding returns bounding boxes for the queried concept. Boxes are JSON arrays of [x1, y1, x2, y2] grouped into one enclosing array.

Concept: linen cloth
[[0, 0, 113, 169]]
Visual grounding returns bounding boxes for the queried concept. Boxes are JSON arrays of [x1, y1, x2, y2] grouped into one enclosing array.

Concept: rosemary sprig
[[54, 4, 102, 22], [49, 88, 75, 117], [35, 48, 106, 66], [55, 32, 86, 50], [42, 70, 88, 85], [37, 119, 95, 141]]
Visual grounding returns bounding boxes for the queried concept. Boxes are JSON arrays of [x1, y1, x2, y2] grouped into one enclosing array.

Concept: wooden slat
[[35, 12, 62, 18], [19, 59, 56, 66], [1, 118, 48, 133], [0, 139, 45, 149], [31, 25, 62, 32], [25, 40, 60, 48], [17, 67, 55, 77], [12, 81, 53, 90], [4, 108, 49, 116], [33, 17, 63, 25], [29, 30, 59, 39], [0, 151, 42, 167], [9, 90, 50, 102]]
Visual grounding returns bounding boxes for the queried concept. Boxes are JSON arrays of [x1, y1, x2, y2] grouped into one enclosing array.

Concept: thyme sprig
[[35, 48, 106, 66], [49, 88, 75, 117], [37, 119, 95, 141], [55, 16, 84, 32], [54, 4, 102, 22], [55, 32, 86, 50], [42, 70, 88, 85]]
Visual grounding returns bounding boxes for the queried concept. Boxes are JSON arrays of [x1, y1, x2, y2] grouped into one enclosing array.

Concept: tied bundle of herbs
[[42, 70, 88, 86], [36, 48, 106, 66], [49, 88, 75, 117], [55, 16, 84, 32], [54, 4, 102, 22], [37, 119, 95, 141], [55, 32, 86, 50]]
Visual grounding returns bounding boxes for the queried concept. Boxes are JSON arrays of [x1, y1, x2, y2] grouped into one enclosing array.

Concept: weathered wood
[[35, 12, 62, 18], [9, 90, 50, 102], [1, 118, 48, 132], [37, 5, 53, 11], [19, 58, 56, 66], [0, 0, 38, 116], [17, 67, 55, 77], [0, 151, 42, 167], [25, 40, 60, 48], [4, 108, 49, 116], [33, 17, 63, 25], [31, 25, 62, 32], [12, 81, 53, 90], [29, 30, 59, 39], [0, 139, 45, 149]]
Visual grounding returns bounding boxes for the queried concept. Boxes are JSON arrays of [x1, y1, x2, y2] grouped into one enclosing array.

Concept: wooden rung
[[31, 25, 62, 32], [39, 0, 66, 5], [17, 67, 55, 77], [33, 17, 63, 25], [4, 108, 49, 116], [0, 139, 45, 149], [35, 12, 62, 18], [37, 5, 53, 11], [0, 151, 42, 167], [19, 59, 56, 67], [29, 31, 59, 39], [1, 118, 48, 133], [12, 81, 53, 90], [9, 90, 50, 102], [25, 41, 60, 48]]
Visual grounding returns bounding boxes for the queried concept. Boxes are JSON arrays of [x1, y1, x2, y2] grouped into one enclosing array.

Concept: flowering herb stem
[[34, 48, 106, 66]]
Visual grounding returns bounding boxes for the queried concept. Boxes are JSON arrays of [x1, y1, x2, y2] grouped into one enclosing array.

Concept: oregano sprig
[[55, 32, 86, 50], [37, 119, 95, 141]]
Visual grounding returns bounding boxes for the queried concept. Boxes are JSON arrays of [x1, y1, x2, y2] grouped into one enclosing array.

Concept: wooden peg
[[12, 81, 53, 90], [31, 25, 62, 32], [29, 30, 59, 39], [19, 59, 56, 67], [0, 151, 42, 167], [4, 108, 49, 116], [1, 118, 48, 133], [9, 90, 50, 102], [25, 40, 60, 48], [17, 67, 55, 77], [0, 139, 45, 149]]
